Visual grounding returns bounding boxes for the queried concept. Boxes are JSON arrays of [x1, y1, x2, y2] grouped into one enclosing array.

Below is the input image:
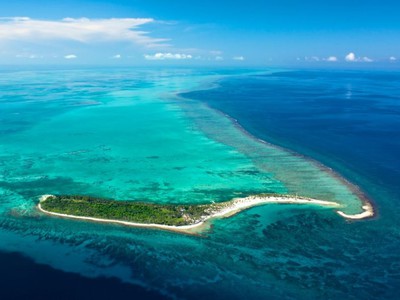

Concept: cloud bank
[[326, 56, 338, 62], [144, 53, 193, 60], [0, 17, 168, 47], [64, 54, 77, 59], [345, 52, 373, 62], [233, 56, 245, 61], [361, 56, 373, 62], [345, 52, 356, 62]]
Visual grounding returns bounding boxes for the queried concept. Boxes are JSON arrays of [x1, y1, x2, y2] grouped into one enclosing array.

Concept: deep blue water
[[0, 251, 165, 300], [186, 69, 400, 215], [183, 69, 400, 298], [1, 68, 400, 299]]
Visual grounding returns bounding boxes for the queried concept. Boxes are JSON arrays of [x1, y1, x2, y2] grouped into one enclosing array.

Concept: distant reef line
[[174, 91, 376, 224]]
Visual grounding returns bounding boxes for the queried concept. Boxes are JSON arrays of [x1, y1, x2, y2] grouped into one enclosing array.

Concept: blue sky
[[0, 0, 399, 65]]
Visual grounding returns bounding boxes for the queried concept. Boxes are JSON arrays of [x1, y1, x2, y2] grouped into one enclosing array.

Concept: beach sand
[[337, 203, 374, 220]]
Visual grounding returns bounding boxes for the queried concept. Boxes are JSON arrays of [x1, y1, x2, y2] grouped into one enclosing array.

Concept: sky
[[0, 0, 399, 66]]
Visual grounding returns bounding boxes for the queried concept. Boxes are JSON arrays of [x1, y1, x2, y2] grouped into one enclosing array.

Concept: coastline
[[38, 194, 373, 234], [337, 203, 374, 220], [37, 72, 376, 235]]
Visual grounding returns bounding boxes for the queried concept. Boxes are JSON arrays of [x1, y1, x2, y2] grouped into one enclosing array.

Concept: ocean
[[0, 67, 399, 299]]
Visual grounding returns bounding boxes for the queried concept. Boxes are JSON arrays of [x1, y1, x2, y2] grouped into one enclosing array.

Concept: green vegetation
[[40, 195, 217, 226], [40, 193, 310, 227]]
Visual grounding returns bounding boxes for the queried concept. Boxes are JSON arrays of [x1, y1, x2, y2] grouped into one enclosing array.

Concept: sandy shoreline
[[38, 194, 374, 234], [337, 203, 374, 220]]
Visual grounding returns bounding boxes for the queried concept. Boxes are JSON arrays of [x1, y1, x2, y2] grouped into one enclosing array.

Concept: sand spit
[[337, 202, 374, 220]]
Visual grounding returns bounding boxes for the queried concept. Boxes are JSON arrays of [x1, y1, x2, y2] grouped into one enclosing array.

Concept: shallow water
[[0, 67, 398, 299]]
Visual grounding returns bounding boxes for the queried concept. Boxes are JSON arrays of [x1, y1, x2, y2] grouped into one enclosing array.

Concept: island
[[38, 194, 374, 234]]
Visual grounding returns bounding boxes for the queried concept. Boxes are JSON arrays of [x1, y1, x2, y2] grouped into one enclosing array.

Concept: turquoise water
[[0, 67, 395, 299]]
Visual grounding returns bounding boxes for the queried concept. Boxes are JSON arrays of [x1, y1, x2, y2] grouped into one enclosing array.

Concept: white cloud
[[15, 53, 42, 59], [112, 54, 121, 59], [210, 50, 222, 56], [144, 53, 193, 60], [326, 56, 338, 62], [64, 54, 77, 59], [0, 17, 168, 47], [389, 56, 397, 61], [305, 56, 320, 62], [362, 56, 373, 62], [233, 56, 245, 61], [215, 56, 224, 61], [345, 52, 374, 63], [345, 52, 356, 62]]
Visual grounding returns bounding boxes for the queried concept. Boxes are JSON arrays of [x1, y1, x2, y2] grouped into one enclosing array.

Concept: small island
[[38, 194, 374, 234]]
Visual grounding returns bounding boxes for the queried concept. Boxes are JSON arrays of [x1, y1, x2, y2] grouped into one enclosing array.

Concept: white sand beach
[[337, 203, 374, 220]]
